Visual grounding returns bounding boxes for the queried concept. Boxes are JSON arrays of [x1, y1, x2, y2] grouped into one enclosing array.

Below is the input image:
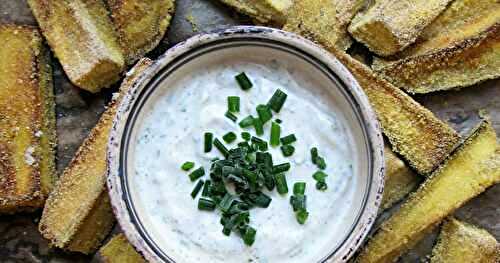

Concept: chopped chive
[[189, 167, 205, 181], [239, 115, 254, 128], [181, 161, 195, 171], [235, 72, 253, 90], [191, 180, 205, 198], [202, 180, 211, 197], [272, 163, 291, 174], [198, 198, 216, 211], [275, 118, 282, 124], [296, 209, 309, 224], [293, 182, 306, 195], [290, 195, 307, 211], [253, 118, 264, 136], [218, 193, 236, 213], [316, 157, 327, 169], [243, 226, 257, 246], [228, 96, 240, 113], [274, 173, 288, 194], [281, 145, 295, 157], [204, 132, 213, 153], [316, 181, 328, 191], [222, 132, 237, 144], [213, 138, 229, 157], [311, 147, 319, 164], [280, 134, 297, 145], [312, 170, 328, 182], [267, 89, 287, 112], [256, 104, 272, 124], [270, 122, 280, 146], [241, 132, 251, 141], [225, 111, 238, 122]]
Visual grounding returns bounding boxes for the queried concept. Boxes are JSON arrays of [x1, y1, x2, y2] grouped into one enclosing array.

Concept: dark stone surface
[[0, 0, 498, 262]]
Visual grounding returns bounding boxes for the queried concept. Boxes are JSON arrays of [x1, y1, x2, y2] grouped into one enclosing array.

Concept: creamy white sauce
[[133, 60, 357, 262]]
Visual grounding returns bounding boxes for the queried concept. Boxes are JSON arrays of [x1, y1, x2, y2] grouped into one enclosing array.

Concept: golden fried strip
[[357, 121, 500, 263], [430, 218, 499, 263], [284, 23, 461, 174], [377, 24, 500, 94], [348, 0, 453, 56], [0, 25, 56, 214], [106, 0, 175, 65], [217, 0, 293, 25], [381, 145, 420, 210], [97, 234, 145, 263], [39, 58, 152, 253], [283, 0, 364, 51], [28, 0, 125, 93]]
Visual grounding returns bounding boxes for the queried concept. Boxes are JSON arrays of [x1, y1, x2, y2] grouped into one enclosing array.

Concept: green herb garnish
[[225, 111, 238, 122], [189, 167, 205, 181], [256, 104, 272, 124], [253, 118, 264, 136], [267, 89, 287, 112], [228, 96, 240, 113], [280, 134, 297, 145], [281, 145, 295, 157], [296, 209, 309, 224], [213, 138, 229, 157], [239, 115, 254, 128], [223, 132, 237, 144], [274, 173, 288, 194], [181, 161, 195, 171], [235, 72, 253, 90], [191, 180, 204, 198], [198, 198, 216, 211], [204, 132, 213, 153], [241, 132, 251, 141], [270, 122, 280, 146]]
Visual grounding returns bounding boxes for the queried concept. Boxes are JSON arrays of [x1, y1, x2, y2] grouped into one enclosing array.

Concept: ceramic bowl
[[107, 26, 385, 263]]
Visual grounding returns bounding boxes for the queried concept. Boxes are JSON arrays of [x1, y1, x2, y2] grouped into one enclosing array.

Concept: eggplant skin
[[0, 24, 56, 214], [356, 121, 499, 263], [38, 59, 152, 254], [430, 218, 499, 263]]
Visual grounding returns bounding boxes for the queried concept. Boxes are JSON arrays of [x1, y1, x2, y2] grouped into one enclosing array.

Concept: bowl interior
[[115, 35, 378, 262]]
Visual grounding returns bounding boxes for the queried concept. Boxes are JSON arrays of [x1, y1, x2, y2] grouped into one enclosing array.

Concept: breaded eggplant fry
[[39, 58, 152, 254], [0, 25, 56, 214], [430, 218, 499, 263], [282, 24, 460, 174], [217, 0, 293, 25], [386, 0, 500, 60], [283, 0, 365, 50], [377, 24, 500, 94], [28, 0, 125, 93], [356, 121, 500, 263], [348, 0, 453, 56], [381, 145, 420, 210], [96, 234, 145, 263], [106, 0, 175, 65]]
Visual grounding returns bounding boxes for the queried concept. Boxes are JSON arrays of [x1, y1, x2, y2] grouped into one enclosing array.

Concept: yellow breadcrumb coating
[[98, 234, 145, 263]]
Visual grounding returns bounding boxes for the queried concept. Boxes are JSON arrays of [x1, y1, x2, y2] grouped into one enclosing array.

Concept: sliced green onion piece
[[222, 132, 237, 144], [239, 115, 254, 128], [225, 111, 238, 122], [213, 138, 229, 157], [227, 96, 240, 113], [293, 182, 306, 195], [204, 132, 213, 153], [290, 195, 307, 211], [218, 193, 236, 213], [253, 118, 264, 136], [270, 122, 280, 146], [235, 72, 253, 90], [198, 198, 216, 211], [256, 104, 272, 124], [241, 132, 251, 141], [243, 226, 257, 246], [189, 167, 205, 181], [275, 118, 282, 124], [272, 163, 291, 174], [191, 180, 204, 198], [202, 180, 211, 197], [316, 181, 328, 191], [274, 173, 288, 194], [311, 147, 319, 164], [181, 161, 195, 171], [280, 134, 297, 145], [267, 89, 287, 112], [312, 170, 328, 182], [251, 136, 268, 151], [316, 157, 327, 169], [296, 209, 309, 224], [281, 145, 295, 157]]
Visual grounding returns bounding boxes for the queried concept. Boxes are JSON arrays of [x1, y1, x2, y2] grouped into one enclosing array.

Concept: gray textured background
[[0, 0, 498, 262]]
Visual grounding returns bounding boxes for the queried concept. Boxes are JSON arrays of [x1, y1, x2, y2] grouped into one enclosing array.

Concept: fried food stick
[[377, 24, 500, 94], [284, 23, 461, 174], [381, 145, 420, 210], [430, 218, 499, 263], [106, 0, 175, 65], [0, 25, 56, 214], [217, 0, 293, 25], [28, 0, 125, 93], [357, 121, 500, 263], [348, 0, 453, 56], [96, 234, 145, 263], [283, 0, 365, 51], [38, 58, 152, 254]]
